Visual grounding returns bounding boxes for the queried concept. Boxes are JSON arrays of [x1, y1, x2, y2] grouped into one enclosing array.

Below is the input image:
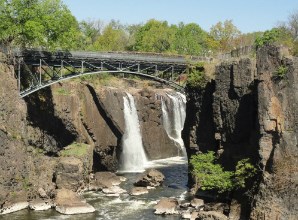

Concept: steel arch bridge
[[14, 49, 194, 97]]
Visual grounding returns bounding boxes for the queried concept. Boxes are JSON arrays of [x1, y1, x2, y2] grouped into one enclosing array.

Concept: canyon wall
[[183, 46, 298, 219], [0, 59, 182, 210]]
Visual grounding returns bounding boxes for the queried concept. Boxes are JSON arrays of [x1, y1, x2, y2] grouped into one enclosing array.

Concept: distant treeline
[[0, 0, 297, 55]]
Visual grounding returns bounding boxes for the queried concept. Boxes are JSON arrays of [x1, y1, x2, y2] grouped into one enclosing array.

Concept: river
[[1, 157, 188, 220]]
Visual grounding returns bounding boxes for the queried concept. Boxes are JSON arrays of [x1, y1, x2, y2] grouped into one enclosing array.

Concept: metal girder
[[15, 50, 188, 97]]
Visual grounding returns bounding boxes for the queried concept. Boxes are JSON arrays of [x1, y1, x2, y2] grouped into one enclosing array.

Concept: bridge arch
[[14, 50, 194, 97]]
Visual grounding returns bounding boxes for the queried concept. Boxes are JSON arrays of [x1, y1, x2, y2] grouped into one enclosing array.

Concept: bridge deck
[[15, 49, 192, 97]]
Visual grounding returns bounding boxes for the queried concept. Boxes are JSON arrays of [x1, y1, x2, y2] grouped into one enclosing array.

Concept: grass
[[59, 142, 89, 157], [55, 88, 71, 96]]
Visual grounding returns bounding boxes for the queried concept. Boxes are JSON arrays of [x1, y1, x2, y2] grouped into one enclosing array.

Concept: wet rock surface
[[55, 188, 95, 215], [130, 187, 149, 196], [134, 169, 165, 187], [154, 198, 179, 215]]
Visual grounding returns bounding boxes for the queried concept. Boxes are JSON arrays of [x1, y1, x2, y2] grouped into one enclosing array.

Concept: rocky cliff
[[0, 58, 183, 212], [183, 46, 298, 219]]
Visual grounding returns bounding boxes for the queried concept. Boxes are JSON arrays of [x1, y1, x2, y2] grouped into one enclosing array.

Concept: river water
[[1, 157, 188, 220]]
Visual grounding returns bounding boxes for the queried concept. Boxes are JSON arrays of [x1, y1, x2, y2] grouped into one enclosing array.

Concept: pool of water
[[1, 157, 188, 220]]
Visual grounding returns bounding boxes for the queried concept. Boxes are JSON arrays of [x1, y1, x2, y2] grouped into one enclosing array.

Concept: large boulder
[[55, 157, 84, 191], [29, 200, 53, 211], [0, 202, 29, 215], [154, 198, 179, 215], [134, 169, 165, 187], [55, 188, 95, 215], [190, 198, 204, 209], [92, 172, 126, 189]]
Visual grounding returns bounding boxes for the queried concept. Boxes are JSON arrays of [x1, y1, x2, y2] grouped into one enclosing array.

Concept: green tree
[[190, 151, 256, 193], [93, 21, 128, 51], [80, 19, 103, 47], [174, 22, 209, 55], [0, 0, 81, 49], [190, 151, 233, 193], [210, 20, 241, 52], [134, 19, 176, 53]]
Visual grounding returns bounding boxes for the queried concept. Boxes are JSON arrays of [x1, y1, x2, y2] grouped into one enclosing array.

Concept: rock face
[[25, 83, 182, 171], [0, 60, 33, 211], [250, 46, 298, 219], [134, 169, 165, 187], [0, 50, 184, 214], [184, 46, 298, 218]]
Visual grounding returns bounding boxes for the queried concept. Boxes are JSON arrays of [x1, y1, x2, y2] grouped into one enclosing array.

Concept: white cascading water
[[119, 93, 148, 172], [161, 92, 187, 157]]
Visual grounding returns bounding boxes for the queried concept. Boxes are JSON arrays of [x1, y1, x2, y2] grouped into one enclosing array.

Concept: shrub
[[254, 28, 280, 48], [186, 62, 208, 88], [190, 151, 256, 193], [275, 65, 288, 79]]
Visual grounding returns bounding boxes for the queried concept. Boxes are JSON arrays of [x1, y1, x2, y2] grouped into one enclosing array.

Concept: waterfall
[[161, 92, 187, 157], [119, 93, 148, 172]]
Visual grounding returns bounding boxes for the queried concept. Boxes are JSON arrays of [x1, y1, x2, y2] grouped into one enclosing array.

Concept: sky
[[63, 0, 298, 33]]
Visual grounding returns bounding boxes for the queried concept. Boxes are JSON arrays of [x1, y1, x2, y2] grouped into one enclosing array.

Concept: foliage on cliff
[[190, 151, 256, 193], [186, 62, 210, 89]]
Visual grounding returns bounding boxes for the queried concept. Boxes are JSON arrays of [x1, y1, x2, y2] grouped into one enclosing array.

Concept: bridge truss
[[14, 50, 188, 97]]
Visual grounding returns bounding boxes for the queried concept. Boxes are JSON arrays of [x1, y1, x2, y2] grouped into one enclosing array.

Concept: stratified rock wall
[[184, 46, 298, 219], [250, 46, 298, 220]]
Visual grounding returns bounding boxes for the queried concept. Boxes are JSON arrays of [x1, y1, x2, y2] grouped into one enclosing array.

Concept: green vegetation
[[254, 29, 281, 48], [186, 62, 209, 88], [190, 151, 256, 193], [0, 1, 297, 56], [210, 20, 241, 52], [55, 88, 71, 95], [275, 65, 288, 79], [59, 142, 89, 157], [0, 0, 81, 49]]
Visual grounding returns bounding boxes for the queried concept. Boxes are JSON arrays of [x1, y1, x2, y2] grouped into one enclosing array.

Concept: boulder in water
[[29, 200, 53, 211], [130, 187, 149, 196], [154, 198, 179, 215], [134, 169, 165, 187], [102, 186, 127, 197], [91, 172, 125, 189], [55, 188, 95, 215], [190, 198, 204, 209], [0, 202, 29, 215]]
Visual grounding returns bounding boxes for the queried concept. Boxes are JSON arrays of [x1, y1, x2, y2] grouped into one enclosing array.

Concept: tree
[[174, 22, 209, 55], [277, 11, 298, 55], [134, 19, 176, 53], [80, 19, 104, 46], [93, 21, 128, 51], [126, 24, 142, 51], [0, 0, 81, 49], [190, 151, 256, 193], [288, 10, 298, 40], [210, 20, 241, 52], [190, 151, 233, 193]]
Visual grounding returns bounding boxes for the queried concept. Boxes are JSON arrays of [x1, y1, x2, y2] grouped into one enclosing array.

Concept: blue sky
[[63, 0, 298, 33]]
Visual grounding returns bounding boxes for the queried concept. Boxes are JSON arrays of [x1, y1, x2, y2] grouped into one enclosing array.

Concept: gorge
[[0, 45, 297, 219]]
